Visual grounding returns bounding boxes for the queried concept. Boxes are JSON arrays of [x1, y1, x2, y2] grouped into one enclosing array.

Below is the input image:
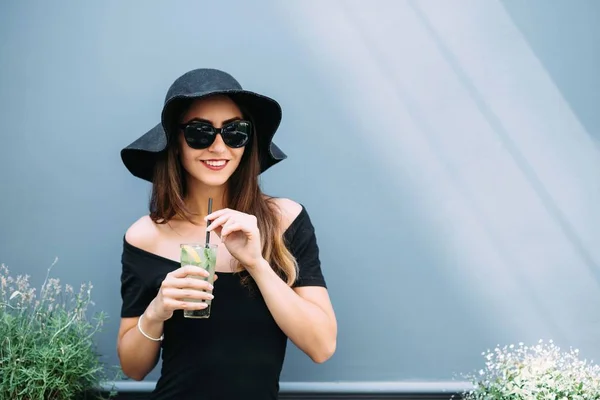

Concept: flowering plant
[[461, 339, 600, 400], [0, 260, 118, 400]]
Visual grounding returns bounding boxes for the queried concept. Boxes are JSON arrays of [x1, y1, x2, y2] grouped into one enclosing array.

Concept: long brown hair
[[148, 99, 299, 286]]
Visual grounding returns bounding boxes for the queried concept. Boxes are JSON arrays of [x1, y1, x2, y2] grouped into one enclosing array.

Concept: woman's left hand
[[205, 208, 264, 269]]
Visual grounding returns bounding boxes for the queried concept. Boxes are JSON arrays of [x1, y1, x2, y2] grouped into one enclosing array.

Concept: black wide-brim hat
[[121, 68, 287, 182]]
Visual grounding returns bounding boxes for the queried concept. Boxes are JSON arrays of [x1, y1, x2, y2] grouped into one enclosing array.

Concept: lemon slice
[[181, 245, 201, 263]]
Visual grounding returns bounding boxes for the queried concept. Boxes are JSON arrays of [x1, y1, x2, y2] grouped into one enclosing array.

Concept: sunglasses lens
[[183, 123, 215, 149], [222, 121, 251, 148], [182, 120, 251, 149]]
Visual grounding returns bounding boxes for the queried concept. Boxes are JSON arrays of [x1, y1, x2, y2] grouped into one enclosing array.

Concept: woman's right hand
[[148, 265, 217, 322]]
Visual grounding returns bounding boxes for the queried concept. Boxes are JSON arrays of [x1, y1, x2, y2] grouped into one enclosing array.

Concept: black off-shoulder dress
[[119, 205, 327, 400]]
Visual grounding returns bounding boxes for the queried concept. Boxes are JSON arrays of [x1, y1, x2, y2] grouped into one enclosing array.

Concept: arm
[[206, 199, 337, 363], [117, 270, 215, 380], [116, 304, 164, 381], [116, 217, 215, 380], [249, 259, 337, 363]]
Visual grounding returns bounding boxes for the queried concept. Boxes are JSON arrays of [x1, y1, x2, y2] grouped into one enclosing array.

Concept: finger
[[168, 265, 209, 279], [172, 289, 215, 301], [182, 301, 209, 310], [205, 208, 232, 222], [163, 276, 214, 291], [221, 222, 245, 238], [161, 298, 182, 311], [213, 273, 219, 283], [181, 265, 210, 277], [182, 277, 215, 291], [206, 214, 233, 232], [164, 298, 208, 311], [161, 298, 197, 312], [163, 287, 215, 301]]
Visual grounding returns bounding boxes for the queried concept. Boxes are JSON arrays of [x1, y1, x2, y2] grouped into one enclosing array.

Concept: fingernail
[[207, 294, 214, 299], [208, 284, 214, 290]]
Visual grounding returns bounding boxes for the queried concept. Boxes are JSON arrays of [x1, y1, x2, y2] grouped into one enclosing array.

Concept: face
[[176, 95, 247, 188]]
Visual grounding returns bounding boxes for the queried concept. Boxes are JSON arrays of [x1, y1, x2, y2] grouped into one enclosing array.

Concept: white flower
[[462, 340, 600, 399]]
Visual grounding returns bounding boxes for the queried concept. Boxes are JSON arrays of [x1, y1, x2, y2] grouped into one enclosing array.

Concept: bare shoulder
[[124, 215, 161, 252], [270, 197, 303, 231]]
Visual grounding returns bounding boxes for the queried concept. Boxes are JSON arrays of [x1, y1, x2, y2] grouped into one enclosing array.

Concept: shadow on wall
[[274, 0, 600, 381]]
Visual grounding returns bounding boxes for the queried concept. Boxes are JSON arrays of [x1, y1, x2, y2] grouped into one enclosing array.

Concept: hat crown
[[164, 68, 243, 104]]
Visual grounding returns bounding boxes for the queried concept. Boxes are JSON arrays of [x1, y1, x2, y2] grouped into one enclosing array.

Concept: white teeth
[[204, 160, 226, 167]]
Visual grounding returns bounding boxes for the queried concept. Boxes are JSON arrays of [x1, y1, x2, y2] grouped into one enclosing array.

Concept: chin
[[190, 172, 232, 188], [185, 163, 239, 187], [204, 179, 230, 187]]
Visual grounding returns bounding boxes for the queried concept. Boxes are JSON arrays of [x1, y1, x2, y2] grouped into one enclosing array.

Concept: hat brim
[[120, 123, 165, 182], [121, 90, 287, 183]]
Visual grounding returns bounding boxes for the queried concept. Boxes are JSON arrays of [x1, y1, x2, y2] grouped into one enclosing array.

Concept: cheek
[[229, 148, 245, 166], [178, 145, 198, 168], [234, 147, 245, 159], [177, 136, 193, 161]]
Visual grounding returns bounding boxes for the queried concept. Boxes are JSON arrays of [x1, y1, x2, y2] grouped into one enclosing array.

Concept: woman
[[117, 68, 337, 400]]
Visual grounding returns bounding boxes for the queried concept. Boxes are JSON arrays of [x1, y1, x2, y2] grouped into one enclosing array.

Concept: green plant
[[460, 339, 600, 400], [0, 259, 119, 400]]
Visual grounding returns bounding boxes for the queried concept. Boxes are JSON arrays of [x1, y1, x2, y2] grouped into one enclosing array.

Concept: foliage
[[461, 340, 600, 400], [0, 259, 119, 400]]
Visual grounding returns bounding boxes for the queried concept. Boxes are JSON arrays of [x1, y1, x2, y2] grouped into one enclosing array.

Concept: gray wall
[[1, 0, 599, 389]]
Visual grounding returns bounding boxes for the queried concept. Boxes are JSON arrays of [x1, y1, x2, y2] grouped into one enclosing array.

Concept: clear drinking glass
[[180, 243, 218, 319]]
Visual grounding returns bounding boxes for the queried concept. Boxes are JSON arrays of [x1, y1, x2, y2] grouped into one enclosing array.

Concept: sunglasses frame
[[179, 119, 252, 149]]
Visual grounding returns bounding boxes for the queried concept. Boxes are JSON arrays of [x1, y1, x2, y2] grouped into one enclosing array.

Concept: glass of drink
[[180, 243, 218, 319]]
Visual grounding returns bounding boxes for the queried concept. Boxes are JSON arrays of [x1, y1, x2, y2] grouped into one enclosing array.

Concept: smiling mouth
[[201, 160, 229, 170]]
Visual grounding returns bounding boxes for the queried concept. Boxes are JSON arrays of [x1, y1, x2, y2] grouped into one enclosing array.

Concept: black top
[[119, 205, 326, 400]]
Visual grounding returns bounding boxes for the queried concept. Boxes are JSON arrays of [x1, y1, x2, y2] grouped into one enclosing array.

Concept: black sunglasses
[[179, 119, 252, 149]]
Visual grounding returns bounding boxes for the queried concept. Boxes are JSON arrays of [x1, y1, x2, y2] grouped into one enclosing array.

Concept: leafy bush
[[461, 339, 600, 400], [0, 259, 119, 400]]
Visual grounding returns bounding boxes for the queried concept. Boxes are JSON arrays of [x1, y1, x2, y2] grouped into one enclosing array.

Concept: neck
[[184, 180, 227, 220]]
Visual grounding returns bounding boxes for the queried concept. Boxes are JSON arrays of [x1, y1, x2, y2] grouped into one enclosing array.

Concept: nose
[[207, 132, 226, 154]]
